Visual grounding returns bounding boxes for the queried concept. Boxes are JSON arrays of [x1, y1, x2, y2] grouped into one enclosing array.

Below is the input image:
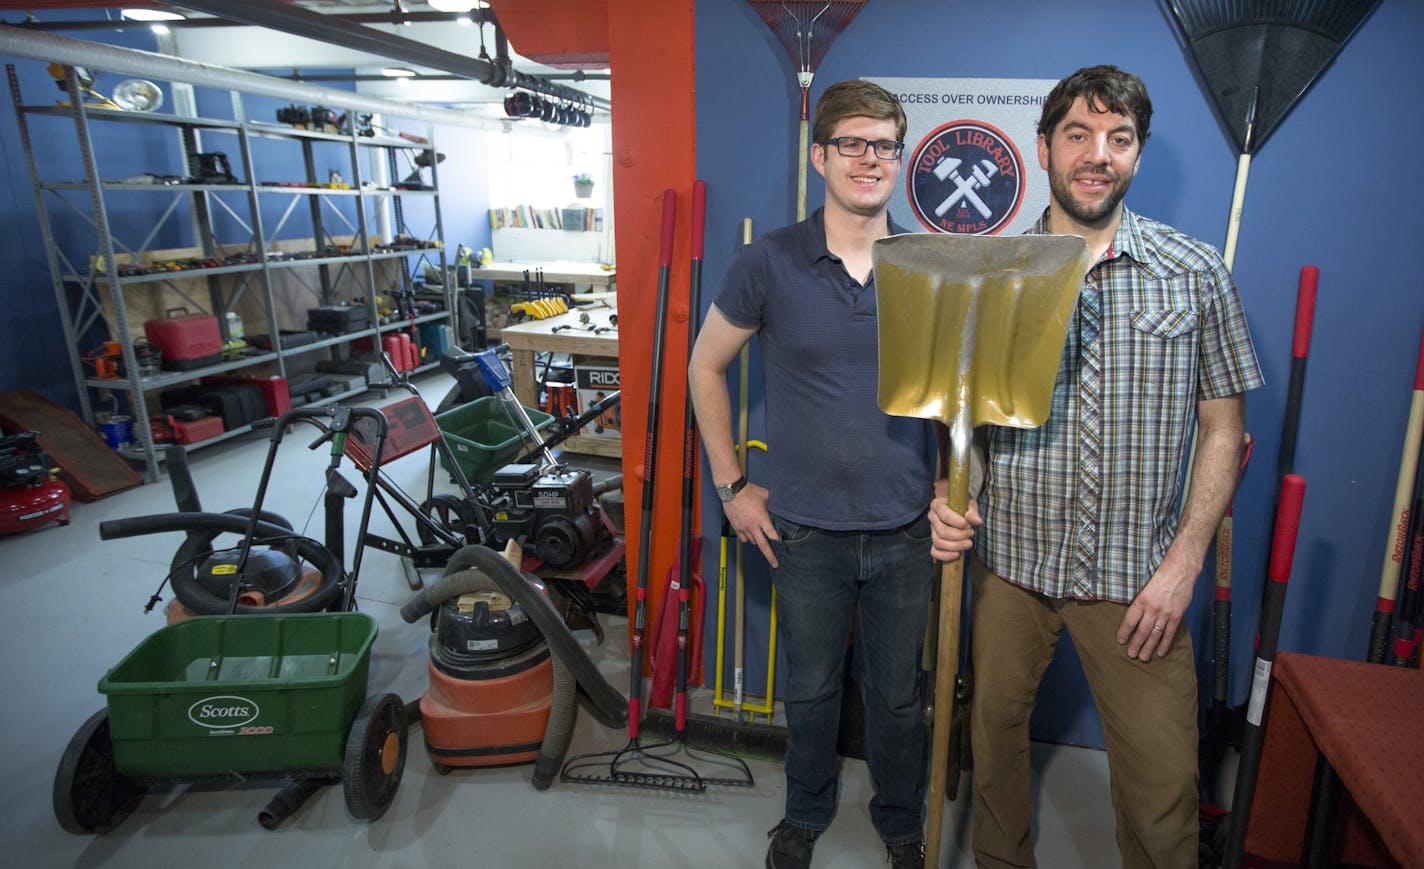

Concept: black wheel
[[432, 763, 453, 776], [418, 494, 481, 547], [343, 693, 407, 821], [53, 709, 146, 834]]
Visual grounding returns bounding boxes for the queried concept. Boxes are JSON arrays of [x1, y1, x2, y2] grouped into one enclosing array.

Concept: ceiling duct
[[164, 0, 610, 111]]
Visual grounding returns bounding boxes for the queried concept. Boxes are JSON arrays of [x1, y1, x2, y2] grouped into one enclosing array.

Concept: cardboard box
[[573, 357, 620, 439]]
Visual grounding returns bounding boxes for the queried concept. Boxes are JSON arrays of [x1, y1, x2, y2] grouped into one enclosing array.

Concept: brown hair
[[1037, 65, 1152, 144], [812, 79, 907, 145]]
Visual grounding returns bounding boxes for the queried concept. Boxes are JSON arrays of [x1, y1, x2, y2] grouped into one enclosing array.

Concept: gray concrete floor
[[0, 370, 1118, 868]]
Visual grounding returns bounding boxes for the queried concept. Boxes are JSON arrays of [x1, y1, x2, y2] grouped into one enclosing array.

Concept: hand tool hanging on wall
[[1169, 0, 1376, 689], [1194, 266, 1315, 814], [1385, 435, 1424, 667], [873, 233, 1090, 869], [1367, 325, 1424, 662], [561, 190, 706, 792], [1164, 1, 1381, 266], [710, 217, 778, 724], [747, 1, 868, 221], [1199, 431, 1253, 804], [1221, 474, 1307, 869]]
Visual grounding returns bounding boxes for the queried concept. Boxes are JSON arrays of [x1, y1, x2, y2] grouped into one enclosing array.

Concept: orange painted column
[[606, 0, 698, 678]]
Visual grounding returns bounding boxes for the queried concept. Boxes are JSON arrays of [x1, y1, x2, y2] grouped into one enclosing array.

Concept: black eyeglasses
[[824, 136, 905, 160]]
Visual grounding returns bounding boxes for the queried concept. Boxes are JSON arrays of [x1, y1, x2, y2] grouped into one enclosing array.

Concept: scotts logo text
[[907, 120, 1025, 235], [187, 695, 260, 729]]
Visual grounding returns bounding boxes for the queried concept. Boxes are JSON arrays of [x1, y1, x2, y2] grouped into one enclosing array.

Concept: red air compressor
[[0, 432, 71, 536]]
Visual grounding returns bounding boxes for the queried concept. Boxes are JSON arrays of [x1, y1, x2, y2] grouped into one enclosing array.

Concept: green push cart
[[53, 612, 406, 833]]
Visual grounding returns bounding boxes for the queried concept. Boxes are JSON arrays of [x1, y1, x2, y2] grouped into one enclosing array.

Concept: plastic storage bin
[[97, 612, 377, 778], [435, 395, 553, 483]]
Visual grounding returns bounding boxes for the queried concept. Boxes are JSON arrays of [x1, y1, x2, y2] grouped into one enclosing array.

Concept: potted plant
[[572, 173, 595, 198]]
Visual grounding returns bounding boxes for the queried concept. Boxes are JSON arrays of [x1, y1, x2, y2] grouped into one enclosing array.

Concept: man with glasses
[[691, 79, 956, 869], [929, 65, 1263, 868]]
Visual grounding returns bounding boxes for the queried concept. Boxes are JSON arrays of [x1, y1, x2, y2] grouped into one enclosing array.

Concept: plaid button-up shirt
[[976, 208, 1264, 603]]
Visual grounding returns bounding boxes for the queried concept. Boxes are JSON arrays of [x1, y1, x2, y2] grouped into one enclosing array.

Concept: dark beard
[[1049, 170, 1128, 230]]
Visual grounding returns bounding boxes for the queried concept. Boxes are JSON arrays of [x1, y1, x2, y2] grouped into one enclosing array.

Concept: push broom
[[747, 1, 868, 221]]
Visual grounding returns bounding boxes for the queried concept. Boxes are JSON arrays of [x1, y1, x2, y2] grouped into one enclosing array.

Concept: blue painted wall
[[695, 0, 1424, 747]]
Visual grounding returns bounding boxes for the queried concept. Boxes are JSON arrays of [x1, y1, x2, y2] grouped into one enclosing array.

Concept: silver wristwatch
[[714, 476, 747, 502]]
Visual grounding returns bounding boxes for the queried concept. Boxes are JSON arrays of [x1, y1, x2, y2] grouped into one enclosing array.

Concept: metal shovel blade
[[874, 232, 1091, 440]]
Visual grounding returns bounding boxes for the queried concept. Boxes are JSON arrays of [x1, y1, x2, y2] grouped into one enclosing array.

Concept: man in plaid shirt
[[929, 65, 1263, 868]]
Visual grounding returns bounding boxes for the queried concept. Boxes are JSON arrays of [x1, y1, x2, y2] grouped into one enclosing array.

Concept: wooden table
[[476, 260, 616, 292], [500, 306, 619, 458]]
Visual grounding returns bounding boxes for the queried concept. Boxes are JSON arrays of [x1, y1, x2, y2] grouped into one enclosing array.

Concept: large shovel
[[873, 232, 1090, 869]]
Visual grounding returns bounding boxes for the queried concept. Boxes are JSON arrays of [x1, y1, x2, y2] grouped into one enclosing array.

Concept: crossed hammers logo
[[932, 156, 998, 219]]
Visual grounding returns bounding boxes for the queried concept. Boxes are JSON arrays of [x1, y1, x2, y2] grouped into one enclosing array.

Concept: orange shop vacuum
[[401, 542, 629, 788]]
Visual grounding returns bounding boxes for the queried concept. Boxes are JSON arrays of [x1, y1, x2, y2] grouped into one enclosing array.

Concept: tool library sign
[[869, 77, 1056, 236]]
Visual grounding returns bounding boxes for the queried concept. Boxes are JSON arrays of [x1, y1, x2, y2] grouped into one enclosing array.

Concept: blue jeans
[[768, 511, 934, 846]]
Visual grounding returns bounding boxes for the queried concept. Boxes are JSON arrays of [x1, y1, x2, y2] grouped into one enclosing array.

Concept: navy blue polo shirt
[[712, 208, 937, 531]]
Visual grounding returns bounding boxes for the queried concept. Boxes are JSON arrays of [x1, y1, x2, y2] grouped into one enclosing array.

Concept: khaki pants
[[969, 564, 1199, 869]]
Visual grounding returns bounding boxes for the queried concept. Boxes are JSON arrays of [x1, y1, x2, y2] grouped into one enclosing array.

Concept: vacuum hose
[[401, 544, 627, 733], [99, 512, 346, 614], [257, 777, 327, 830], [532, 647, 576, 790]]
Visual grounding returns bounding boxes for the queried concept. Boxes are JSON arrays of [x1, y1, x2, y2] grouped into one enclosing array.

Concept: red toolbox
[[144, 308, 222, 370], [170, 414, 224, 444]]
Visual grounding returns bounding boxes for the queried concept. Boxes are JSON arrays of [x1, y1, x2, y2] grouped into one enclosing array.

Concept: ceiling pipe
[[164, 0, 610, 111], [6, 11, 489, 31], [0, 24, 564, 136]]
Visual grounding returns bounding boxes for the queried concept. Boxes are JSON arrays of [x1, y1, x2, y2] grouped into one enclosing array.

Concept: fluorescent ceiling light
[[381, 67, 417, 78], [121, 8, 185, 21], [427, 1, 489, 11], [150, 24, 170, 35], [456, 15, 473, 26]]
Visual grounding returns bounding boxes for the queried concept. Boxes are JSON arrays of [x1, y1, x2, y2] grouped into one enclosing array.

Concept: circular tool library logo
[[907, 120, 1025, 235]]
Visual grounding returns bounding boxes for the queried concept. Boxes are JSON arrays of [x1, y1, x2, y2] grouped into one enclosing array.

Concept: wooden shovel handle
[[924, 557, 964, 869], [925, 448, 971, 869]]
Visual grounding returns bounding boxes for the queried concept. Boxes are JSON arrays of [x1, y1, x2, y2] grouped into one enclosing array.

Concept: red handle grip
[[1291, 266, 1318, 359], [1267, 474, 1307, 583], [658, 188, 677, 267], [691, 180, 707, 260], [1413, 324, 1424, 391]]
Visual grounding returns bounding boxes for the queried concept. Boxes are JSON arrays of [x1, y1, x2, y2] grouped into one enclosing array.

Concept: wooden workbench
[[501, 306, 620, 458]]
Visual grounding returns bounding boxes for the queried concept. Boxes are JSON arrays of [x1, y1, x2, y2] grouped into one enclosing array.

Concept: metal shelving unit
[[8, 63, 451, 483]]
